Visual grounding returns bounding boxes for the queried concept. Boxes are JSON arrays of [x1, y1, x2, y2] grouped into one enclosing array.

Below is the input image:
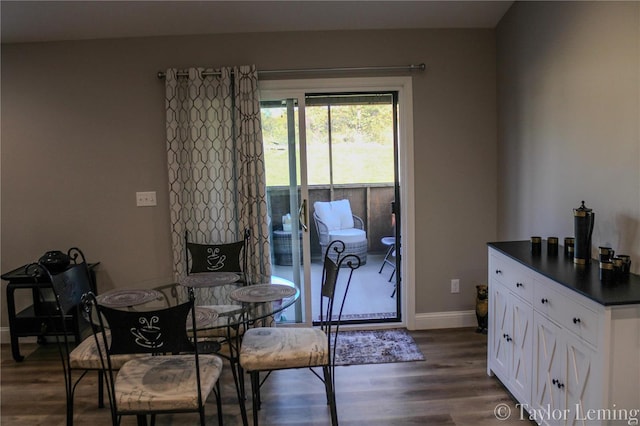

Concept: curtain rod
[[156, 63, 426, 79]]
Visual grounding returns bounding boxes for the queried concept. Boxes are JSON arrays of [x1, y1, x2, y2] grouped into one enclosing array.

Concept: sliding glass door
[[260, 94, 311, 324], [260, 81, 405, 326], [304, 93, 400, 324]]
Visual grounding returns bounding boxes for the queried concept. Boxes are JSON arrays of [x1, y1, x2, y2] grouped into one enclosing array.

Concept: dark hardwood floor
[[1, 328, 534, 425]]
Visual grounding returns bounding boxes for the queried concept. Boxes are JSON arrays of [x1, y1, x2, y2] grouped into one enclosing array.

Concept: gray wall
[[496, 2, 639, 272], [1, 28, 498, 328]]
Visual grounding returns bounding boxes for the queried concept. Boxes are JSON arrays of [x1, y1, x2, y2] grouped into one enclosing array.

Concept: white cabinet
[[531, 276, 600, 426], [488, 246, 640, 426], [490, 280, 510, 379], [511, 293, 533, 405], [489, 264, 533, 404], [532, 313, 563, 425], [564, 331, 598, 426], [532, 312, 598, 426]]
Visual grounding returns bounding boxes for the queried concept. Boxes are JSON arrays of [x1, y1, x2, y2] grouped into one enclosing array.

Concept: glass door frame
[[260, 76, 416, 330], [260, 89, 313, 326]]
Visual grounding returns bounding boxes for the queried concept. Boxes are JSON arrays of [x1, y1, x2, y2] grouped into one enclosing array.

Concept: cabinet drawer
[[533, 280, 598, 346], [489, 253, 533, 304]]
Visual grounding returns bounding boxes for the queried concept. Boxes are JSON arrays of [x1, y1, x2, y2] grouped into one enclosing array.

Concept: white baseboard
[[412, 309, 477, 330]]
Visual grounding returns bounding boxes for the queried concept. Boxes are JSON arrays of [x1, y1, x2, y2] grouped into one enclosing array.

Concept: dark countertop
[[488, 241, 640, 307]]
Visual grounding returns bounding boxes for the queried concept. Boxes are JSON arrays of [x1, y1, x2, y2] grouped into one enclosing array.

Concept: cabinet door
[[564, 335, 596, 426], [491, 282, 511, 379], [533, 313, 564, 426], [511, 293, 533, 404]]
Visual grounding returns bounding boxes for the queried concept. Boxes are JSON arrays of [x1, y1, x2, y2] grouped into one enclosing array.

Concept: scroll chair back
[[28, 248, 105, 426], [87, 288, 224, 426], [240, 240, 361, 426], [185, 229, 251, 285]]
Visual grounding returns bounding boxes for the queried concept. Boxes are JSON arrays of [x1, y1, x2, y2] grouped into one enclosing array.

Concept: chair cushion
[[314, 200, 354, 231], [240, 327, 328, 371], [70, 332, 142, 370], [115, 354, 223, 413], [328, 228, 367, 244]]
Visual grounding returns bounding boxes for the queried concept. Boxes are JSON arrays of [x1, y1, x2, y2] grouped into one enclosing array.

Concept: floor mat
[[334, 328, 425, 366]]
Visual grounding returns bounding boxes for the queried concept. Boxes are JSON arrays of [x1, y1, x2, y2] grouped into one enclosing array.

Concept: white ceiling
[[1, 1, 514, 44]]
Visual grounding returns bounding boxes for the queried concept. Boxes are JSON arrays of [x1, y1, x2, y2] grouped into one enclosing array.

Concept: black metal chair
[[86, 287, 224, 426], [239, 240, 361, 426], [27, 248, 137, 426], [183, 229, 252, 425]]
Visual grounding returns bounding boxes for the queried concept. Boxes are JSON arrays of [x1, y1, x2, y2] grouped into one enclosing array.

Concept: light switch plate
[[136, 191, 157, 207]]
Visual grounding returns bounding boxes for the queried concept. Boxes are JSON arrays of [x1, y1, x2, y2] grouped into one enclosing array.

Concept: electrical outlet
[[136, 191, 157, 207], [451, 279, 460, 294]]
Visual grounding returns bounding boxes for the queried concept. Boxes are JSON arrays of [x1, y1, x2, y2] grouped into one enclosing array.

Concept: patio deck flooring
[[272, 252, 400, 323]]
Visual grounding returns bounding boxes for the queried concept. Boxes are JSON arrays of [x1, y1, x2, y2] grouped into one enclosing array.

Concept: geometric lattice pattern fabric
[[165, 65, 271, 284]]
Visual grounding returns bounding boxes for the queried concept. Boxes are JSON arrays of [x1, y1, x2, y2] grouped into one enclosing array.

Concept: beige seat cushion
[[70, 332, 142, 370], [115, 354, 223, 413], [240, 327, 328, 371]]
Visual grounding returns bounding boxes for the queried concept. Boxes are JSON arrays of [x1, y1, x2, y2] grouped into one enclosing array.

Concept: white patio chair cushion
[[240, 327, 328, 371], [314, 199, 355, 231], [115, 354, 223, 413], [328, 228, 367, 244]]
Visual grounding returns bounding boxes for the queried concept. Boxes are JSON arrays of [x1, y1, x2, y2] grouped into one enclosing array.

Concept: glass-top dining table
[[178, 272, 299, 328], [178, 272, 300, 426], [91, 273, 299, 426], [95, 273, 299, 426], [96, 288, 165, 308], [98, 273, 300, 328]]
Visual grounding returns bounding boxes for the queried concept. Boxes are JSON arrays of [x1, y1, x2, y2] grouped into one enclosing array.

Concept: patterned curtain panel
[[165, 65, 271, 286]]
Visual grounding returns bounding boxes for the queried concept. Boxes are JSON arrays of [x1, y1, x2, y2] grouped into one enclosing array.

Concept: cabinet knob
[[541, 298, 549, 304], [516, 282, 523, 288], [495, 269, 502, 274], [552, 379, 558, 385], [573, 317, 581, 324]]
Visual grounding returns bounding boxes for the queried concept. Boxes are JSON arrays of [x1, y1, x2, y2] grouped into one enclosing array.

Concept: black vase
[[573, 201, 594, 265]]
